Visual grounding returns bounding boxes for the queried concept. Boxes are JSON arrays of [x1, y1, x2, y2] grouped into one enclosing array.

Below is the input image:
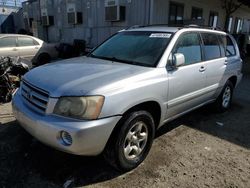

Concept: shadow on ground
[[0, 121, 122, 187]]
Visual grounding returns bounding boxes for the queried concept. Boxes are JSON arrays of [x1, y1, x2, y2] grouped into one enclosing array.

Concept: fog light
[[60, 131, 73, 146]]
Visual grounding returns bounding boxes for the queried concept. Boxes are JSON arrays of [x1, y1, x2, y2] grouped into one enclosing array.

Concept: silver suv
[[12, 26, 242, 171]]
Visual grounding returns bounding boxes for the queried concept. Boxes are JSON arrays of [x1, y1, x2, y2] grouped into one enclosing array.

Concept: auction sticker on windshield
[[149, 33, 172, 38]]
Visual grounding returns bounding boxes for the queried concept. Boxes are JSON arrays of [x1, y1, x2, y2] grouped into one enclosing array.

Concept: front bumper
[[12, 92, 121, 156]]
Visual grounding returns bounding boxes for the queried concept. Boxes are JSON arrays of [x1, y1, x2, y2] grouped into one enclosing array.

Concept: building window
[[226, 17, 233, 32], [234, 18, 243, 33], [208, 11, 218, 27], [191, 7, 203, 20], [169, 2, 184, 25]]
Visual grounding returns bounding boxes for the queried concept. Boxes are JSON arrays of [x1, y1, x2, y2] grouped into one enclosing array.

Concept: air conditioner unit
[[67, 12, 83, 24], [41, 8, 54, 26], [41, 16, 54, 26], [105, 0, 125, 21], [66, 1, 82, 24]]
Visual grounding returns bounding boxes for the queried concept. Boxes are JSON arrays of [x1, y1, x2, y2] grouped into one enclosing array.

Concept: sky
[[0, 0, 25, 7]]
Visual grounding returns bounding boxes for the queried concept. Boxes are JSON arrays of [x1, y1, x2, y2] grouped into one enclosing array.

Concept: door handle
[[224, 59, 228, 65], [12, 48, 17, 51], [35, 46, 39, 49], [199, 66, 206, 72]]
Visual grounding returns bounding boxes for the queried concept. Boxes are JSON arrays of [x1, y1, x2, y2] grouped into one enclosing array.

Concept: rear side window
[[217, 35, 226, 57], [0, 37, 16, 48], [173, 33, 202, 65], [18, 37, 35, 47], [201, 33, 221, 61], [33, 39, 40, 45], [221, 35, 236, 57]]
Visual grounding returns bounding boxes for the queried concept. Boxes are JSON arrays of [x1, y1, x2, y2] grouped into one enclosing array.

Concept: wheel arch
[[228, 75, 237, 88], [104, 100, 162, 151]]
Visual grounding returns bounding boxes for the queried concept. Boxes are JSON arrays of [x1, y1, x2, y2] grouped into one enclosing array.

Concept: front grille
[[21, 80, 49, 113]]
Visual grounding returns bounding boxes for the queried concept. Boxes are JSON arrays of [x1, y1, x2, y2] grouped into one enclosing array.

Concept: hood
[[24, 56, 152, 97]]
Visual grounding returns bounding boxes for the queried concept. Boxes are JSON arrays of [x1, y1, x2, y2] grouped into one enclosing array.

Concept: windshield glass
[[90, 31, 173, 67]]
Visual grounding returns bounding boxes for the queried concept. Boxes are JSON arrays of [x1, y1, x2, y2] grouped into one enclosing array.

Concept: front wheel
[[104, 111, 155, 171], [214, 80, 234, 112]]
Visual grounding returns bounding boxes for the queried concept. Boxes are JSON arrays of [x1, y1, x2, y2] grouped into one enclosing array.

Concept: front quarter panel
[[94, 68, 169, 124]]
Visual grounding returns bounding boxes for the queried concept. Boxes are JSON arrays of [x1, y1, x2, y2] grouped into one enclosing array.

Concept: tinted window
[[201, 33, 221, 60], [91, 31, 172, 67], [0, 37, 16, 48], [221, 35, 236, 57], [18, 37, 35, 46], [173, 33, 202, 65], [217, 35, 226, 57]]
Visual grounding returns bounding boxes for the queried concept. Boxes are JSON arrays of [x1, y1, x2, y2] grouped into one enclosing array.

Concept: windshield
[[90, 31, 173, 67]]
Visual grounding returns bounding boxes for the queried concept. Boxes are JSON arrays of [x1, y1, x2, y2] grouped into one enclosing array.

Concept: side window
[[33, 39, 40, 46], [17, 37, 35, 47], [173, 33, 202, 65], [0, 37, 16, 48], [221, 35, 236, 57], [217, 35, 226, 57], [201, 33, 221, 61]]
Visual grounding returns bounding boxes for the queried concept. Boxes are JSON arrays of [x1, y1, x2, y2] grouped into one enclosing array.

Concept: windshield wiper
[[89, 54, 153, 67], [90, 54, 127, 63]]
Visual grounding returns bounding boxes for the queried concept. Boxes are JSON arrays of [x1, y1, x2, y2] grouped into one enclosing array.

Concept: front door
[[0, 37, 18, 57], [166, 32, 206, 119]]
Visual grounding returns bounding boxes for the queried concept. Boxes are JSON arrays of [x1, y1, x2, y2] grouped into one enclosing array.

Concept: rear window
[[201, 33, 221, 61]]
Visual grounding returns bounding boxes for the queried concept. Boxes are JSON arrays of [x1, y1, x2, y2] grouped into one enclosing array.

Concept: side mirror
[[173, 53, 185, 67]]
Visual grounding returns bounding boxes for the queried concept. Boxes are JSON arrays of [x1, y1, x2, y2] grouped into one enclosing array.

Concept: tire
[[36, 53, 51, 66], [104, 111, 155, 171], [214, 80, 234, 112]]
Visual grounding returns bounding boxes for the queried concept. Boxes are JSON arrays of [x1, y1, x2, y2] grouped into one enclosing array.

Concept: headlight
[[53, 96, 104, 120]]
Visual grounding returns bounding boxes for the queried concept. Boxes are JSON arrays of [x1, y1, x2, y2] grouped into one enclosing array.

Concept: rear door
[[166, 32, 206, 118], [200, 32, 227, 99], [16, 36, 40, 61], [0, 37, 18, 57]]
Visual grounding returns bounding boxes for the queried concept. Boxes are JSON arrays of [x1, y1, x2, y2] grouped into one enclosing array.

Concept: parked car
[[12, 26, 243, 171], [0, 34, 58, 66]]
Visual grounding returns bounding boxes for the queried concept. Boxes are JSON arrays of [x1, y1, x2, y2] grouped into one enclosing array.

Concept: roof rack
[[183, 24, 223, 31], [122, 24, 223, 32], [123, 24, 182, 31]]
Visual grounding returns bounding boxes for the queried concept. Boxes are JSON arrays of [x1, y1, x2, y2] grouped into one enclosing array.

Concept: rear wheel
[[104, 111, 155, 171], [214, 80, 234, 112]]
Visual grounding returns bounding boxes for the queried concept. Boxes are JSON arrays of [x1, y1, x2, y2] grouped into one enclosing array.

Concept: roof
[[0, 34, 32, 38], [0, 34, 44, 43]]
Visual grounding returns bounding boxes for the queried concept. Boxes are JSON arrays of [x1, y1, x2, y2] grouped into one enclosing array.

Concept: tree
[[221, 0, 250, 32]]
